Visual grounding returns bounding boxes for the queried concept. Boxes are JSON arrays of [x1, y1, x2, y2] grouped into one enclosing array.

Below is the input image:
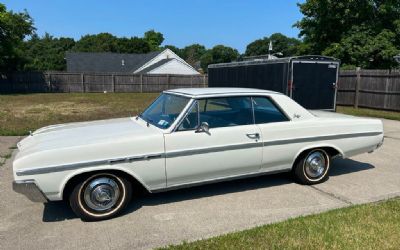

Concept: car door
[[252, 96, 295, 172], [164, 96, 263, 187]]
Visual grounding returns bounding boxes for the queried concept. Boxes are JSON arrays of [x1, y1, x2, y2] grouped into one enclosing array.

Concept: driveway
[[1, 119, 399, 250]]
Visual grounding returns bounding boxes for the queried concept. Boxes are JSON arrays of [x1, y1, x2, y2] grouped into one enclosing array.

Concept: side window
[[198, 97, 253, 128], [177, 102, 199, 131], [252, 97, 289, 124]]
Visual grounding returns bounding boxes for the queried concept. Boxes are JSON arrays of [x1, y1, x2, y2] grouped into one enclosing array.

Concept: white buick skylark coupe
[[13, 88, 384, 220]]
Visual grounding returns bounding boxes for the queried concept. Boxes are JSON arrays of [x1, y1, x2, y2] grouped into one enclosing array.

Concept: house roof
[[66, 51, 162, 73], [135, 58, 173, 74]]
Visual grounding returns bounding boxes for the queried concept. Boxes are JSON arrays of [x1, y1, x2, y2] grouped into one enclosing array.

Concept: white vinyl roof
[[164, 88, 282, 98]]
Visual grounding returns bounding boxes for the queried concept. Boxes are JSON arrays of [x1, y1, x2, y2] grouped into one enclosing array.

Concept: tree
[[144, 29, 164, 51], [245, 33, 301, 57], [295, 0, 400, 68], [182, 44, 207, 66], [0, 3, 35, 72], [116, 37, 150, 54], [72, 33, 119, 53], [72, 33, 151, 54], [23, 33, 75, 71], [200, 45, 239, 72]]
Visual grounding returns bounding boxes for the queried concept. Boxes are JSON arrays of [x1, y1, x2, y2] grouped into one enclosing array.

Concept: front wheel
[[293, 149, 331, 185], [69, 173, 132, 221]]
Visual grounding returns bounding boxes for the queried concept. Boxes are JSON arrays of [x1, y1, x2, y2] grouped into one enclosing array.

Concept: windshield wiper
[[136, 113, 154, 127]]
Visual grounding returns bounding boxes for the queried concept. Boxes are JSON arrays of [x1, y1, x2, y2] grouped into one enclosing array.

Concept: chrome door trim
[[16, 153, 164, 176], [263, 132, 382, 146]]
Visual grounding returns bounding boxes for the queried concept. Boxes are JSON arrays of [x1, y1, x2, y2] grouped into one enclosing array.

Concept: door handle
[[246, 133, 260, 139]]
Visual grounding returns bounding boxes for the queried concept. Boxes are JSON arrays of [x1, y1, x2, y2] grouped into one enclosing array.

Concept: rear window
[[252, 97, 289, 124]]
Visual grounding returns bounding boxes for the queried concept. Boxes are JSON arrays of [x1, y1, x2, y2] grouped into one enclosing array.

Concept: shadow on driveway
[[42, 157, 374, 222]]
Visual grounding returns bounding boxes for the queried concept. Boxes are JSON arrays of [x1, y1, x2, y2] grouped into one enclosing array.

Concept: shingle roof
[[135, 58, 173, 74], [66, 51, 162, 73]]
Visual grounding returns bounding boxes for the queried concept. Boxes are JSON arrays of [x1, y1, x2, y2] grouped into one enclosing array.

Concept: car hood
[[18, 117, 158, 152], [14, 117, 165, 171]]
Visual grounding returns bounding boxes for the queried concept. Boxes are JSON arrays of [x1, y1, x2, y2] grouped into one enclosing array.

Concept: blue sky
[[3, 0, 304, 53]]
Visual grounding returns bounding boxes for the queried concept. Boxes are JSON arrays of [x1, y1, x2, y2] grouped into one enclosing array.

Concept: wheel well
[[62, 170, 148, 201], [292, 146, 342, 169]]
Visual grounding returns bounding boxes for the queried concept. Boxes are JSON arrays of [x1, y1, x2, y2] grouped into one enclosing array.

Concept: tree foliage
[[200, 45, 239, 72], [245, 33, 301, 57], [23, 33, 75, 71], [72, 33, 151, 54], [0, 3, 35, 72], [182, 44, 207, 67], [144, 29, 164, 51], [295, 0, 400, 68]]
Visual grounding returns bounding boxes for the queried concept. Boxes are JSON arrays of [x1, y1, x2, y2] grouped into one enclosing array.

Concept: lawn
[[1, 93, 400, 136], [160, 198, 400, 250], [0, 93, 158, 135], [337, 106, 400, 121]]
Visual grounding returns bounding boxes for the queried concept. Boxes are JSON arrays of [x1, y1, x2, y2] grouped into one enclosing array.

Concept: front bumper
[[12, 180, 48, 203]]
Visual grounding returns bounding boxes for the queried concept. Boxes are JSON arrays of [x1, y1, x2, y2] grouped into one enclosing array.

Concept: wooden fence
[[337, 69, 400, 111], [1, 69, 399, 111], [0, 72, 207, 93]]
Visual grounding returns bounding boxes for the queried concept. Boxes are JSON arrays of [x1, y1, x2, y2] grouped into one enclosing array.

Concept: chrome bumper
[[12, 180, 48, 203]]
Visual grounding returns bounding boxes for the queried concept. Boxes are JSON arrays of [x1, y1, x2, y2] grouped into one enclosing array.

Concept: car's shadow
[[42, 157, 374, 222]]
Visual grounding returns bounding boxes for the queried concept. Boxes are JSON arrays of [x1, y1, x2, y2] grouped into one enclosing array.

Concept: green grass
[[160, 198, 400, 250], [0, 93, 158, 135], [337, 106, 400, 121]]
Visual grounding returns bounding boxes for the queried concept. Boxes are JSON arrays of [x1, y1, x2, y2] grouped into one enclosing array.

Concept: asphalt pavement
[[0, 119, 399, 250]]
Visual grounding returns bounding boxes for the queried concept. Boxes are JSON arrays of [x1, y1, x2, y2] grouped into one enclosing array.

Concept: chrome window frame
[[171, 94, 292, 133], [174, 99, 200, 132]]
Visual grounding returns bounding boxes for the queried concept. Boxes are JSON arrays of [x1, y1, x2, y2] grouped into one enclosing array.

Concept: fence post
[[81, 73, 84, 93], [112, 74, 115, 93], [354, 67, 361, 108], [140, 74, 143, 93], [384, 69, 390, 109], [47, 72, 52, 92], [166, 74, 170, 90], [203, 74, 206, 88]]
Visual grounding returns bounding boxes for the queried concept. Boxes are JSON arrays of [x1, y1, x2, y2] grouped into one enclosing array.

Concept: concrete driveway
[[1, 119, 399, 250]]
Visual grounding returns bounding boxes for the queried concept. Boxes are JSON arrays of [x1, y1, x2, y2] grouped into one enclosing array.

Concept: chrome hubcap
[[304, 151, 327, 179], [83, 177, 120, 211]]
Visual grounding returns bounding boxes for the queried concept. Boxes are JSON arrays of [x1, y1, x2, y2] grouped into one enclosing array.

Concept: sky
[[3, 0, 305, 53]]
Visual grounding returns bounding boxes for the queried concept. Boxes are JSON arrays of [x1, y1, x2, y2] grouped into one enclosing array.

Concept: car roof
[[164, 88, 282, 98]]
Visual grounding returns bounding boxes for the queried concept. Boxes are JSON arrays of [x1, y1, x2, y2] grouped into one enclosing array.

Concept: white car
[[13, 88, 384, 220]]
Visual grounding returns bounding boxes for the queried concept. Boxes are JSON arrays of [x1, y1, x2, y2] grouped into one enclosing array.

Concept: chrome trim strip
[[165, 141, 263, 158], [16, 153, 164, 176], [263, 132, 382, 146]]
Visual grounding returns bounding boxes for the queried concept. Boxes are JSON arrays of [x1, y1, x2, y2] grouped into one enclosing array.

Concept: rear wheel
[[69, 173, 132, 221], [293, 149, 331, 185]]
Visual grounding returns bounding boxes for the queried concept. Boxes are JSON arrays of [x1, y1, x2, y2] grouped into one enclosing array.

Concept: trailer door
[[291, 61, 338, 110]]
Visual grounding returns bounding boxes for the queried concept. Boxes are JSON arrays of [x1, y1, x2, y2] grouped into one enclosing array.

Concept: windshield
[[140, 93, 190, 129]]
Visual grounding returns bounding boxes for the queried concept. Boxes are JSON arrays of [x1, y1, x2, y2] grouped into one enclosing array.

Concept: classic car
[[12, 88, 384, 221]]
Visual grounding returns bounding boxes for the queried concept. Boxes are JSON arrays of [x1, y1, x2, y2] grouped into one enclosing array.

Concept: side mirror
[[196, 122, 210, 134]]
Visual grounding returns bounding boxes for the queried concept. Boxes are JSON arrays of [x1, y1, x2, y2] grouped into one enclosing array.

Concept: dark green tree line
[[295, 0, 400, 68]]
